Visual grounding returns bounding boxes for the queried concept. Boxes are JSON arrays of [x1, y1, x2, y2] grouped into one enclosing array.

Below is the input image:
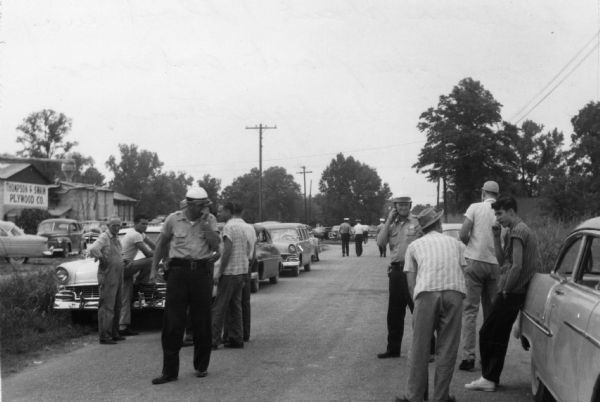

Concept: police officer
[[376, 196, 421, 358], [150, 186, 221, 385]]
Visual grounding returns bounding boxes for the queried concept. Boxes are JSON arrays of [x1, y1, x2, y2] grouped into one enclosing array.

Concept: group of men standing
[[375, 182, 539, 402]]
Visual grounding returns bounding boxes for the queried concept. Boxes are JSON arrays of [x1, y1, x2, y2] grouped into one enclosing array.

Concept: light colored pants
[[405, 290, 464, 402], [460, 259, 498, 360]]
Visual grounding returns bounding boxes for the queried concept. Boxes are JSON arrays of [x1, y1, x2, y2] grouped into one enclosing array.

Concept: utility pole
[[246, 124, 276, 222], [296, 166, 312, 223]]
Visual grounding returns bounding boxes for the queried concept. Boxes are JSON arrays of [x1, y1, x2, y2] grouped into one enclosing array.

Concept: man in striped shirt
[[398, 207, 467, 402], [465, 196, 539, 393]]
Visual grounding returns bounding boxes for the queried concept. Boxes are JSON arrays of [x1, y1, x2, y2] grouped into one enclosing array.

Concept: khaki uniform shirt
[[377, 215, 421, 263], [161, 210, 218, 260]]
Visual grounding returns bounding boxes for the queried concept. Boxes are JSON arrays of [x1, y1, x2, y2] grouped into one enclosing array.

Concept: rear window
[[271, 228, 299, 242]]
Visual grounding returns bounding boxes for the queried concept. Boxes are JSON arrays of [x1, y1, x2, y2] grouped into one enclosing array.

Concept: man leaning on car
[[88, 216, 126, 345]]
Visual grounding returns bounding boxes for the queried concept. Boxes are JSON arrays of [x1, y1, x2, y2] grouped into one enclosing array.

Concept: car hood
[[59, 258, 99, 285]]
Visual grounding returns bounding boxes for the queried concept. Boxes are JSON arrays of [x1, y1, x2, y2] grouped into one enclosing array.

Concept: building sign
[[4, 181, 48, 209]]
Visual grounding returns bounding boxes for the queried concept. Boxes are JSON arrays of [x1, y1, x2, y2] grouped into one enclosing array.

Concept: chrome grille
[[65, 285, 99, 299]]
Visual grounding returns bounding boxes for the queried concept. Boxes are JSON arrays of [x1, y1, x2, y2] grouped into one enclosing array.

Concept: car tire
[[312, 248, 320, 262], [269, 271, 279, 284], [61, 244, 70, 258], [7, 257, 28, 264], [292, 265, 300, 277], [250, 278, 259, 293]]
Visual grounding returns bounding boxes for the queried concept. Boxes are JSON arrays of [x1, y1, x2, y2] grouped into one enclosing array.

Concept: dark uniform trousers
[[162, 259, 213, 377], [386, 262, 414, 354], [354, 234, 364, 256], [341, 233, 350, 256]]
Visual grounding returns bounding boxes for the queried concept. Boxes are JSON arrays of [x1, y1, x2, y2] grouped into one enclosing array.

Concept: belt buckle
[[191, 261, 198, 270]]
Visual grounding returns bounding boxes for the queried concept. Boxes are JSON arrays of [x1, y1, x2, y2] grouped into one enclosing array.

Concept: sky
[[1, 0, 599, 206]]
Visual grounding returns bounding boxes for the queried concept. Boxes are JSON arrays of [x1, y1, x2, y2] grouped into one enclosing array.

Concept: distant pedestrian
[[353, 219, 366, 256], [212, 201, 256, 349], [150, 186, 221, 385], [376, 196, 421, 359], [465, 196, 539, 393], [119, 214, 155, 336], [398, 207, 466, 402], [339, 218, 352, 257], [88, 216, 126, 345], [458, 180, 500, 371], [376, 218, 386, 257]]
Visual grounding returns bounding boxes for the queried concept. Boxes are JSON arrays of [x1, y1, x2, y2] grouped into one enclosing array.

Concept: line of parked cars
[[52, 221, 322, 320]]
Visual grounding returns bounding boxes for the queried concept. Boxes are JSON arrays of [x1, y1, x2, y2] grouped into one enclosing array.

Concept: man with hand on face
[[376, 196, 421, 359], [88, 216, 126, 345], [150, 186, 221, 385]]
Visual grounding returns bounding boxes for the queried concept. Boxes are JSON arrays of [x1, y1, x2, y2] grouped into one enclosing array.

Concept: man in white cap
[[398, 207, 467, 402], [339, 217, 352, 257], [88, 216, 126, 345], [376, 218, 386, 257], [457, 180, 499, 372], [150, 186, 221, 384], [353, 218, 366, 256]]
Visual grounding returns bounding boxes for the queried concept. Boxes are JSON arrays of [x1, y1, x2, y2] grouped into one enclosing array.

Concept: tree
[[70, 152, 105, 185], [414, 78, 516, 211], [106, 144, 194, 218], [221, 166, 302, 223], [318, 153, 391, 225], [16, 109, 77, 158]]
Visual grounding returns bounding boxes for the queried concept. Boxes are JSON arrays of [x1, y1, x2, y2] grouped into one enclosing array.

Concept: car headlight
[[288, 244, 297, 253], [55, 267, 69, 284]]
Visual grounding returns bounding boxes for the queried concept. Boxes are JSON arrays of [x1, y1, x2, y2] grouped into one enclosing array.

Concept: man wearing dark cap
[[150, 186, 221, 384], [458, 180, 499, 371], [376, 196, 421, 358]]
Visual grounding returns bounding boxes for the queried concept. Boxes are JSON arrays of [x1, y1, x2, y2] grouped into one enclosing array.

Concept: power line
[[246, 123, 276, 222], [296, 166, 312, 223]]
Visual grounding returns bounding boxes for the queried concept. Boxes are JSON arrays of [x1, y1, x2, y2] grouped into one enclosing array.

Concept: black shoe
[[377, 351, 400, 359], [112, 336, 126, 341], [223, 341, 244, 349], [119, 328, 139, 336], [459, 358, 475, 371], [195, 370, 208, 378], [152, 375, 177, 385], [99, 339, 117, 345]]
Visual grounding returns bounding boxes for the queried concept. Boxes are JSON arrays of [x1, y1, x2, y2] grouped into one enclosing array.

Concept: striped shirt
[[404, 231, 467, 299], [498, 218, 539, 294], [222, 218, 256, 276]]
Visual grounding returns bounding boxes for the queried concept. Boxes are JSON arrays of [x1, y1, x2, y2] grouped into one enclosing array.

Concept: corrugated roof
[[0, 163, 31, 179], [113, 192, 137, 202]]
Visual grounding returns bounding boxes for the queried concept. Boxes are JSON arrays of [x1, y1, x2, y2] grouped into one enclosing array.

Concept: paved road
[[3, 242, 534, 401]]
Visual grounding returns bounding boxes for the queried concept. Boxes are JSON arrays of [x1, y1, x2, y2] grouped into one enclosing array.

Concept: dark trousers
[[341, 233, 350, 256], [386, 264, 414, 354], [161, 261, 213, 377], [224, 273, 251, 341], [479, 292, 526, 383], [378, 245, 387, 257], [355, 234, 364, 256]]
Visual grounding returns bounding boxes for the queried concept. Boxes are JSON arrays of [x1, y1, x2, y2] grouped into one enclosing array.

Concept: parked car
[[307, 228, 320, 262], [249, 224, 283, 292], [312, 226, 331, 240], [259, 222, 314, 277], [81, 220, 107, 247], [519, 216, 600, 402], [53, 225, 166, 317], [441, 223, 462, 240], [0, 220, 48, 264], [328, 225, 341, 240], [37, 218, 85, 257]]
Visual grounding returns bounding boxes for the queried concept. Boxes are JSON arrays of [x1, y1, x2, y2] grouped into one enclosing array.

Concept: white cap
[[185, 186, 211, 205]]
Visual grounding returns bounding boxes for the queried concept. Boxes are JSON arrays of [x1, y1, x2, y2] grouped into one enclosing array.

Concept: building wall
[[50, 188, 115, 221]]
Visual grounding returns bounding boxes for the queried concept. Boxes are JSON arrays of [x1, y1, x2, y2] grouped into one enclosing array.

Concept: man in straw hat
[[88, 216, 126, 345], [150, 186, 221, 384], [376, 195, 421, 359], [397, 207, 467, 402]]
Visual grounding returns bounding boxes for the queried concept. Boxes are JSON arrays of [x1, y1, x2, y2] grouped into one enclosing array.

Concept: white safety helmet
[[185, 186, 211, 205]]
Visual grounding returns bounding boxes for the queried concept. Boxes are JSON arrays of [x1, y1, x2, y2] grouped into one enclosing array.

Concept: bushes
[[528, 216, 581, 273], [0, 269, 91, 357], [15, 209, 51, 234]]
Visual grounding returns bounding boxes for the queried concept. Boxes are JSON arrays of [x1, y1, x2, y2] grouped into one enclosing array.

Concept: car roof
[[40, 218, 79, 223], [0, 221, 17, 230], [572, 217, 600, 233], [442, 223, 462, 230], [258, 222, 307, 229]]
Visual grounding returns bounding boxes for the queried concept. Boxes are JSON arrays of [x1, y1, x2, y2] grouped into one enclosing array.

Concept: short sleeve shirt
[[339, 222, 352, 234], [382, 215, 421, 263], [162, 210, 218, 260], [222, 217, 255, 276], [464, 199, 498, 264], [498, 219, 539, 294], [121, 230, 145, 261], [404, 231, 467, 299]]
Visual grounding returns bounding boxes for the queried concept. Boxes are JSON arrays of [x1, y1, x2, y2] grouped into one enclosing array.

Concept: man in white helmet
[[150, 186, 221, 385]]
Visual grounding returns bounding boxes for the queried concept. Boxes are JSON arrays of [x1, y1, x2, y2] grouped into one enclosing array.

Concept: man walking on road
[[212, 202, 256, 349], [119, 214, 155, 336], [88, 217, 126, 345], [398, 207, 467, 402], [353, 219, 366, 256], [376, 196, 421, 358], [339, 218, 352, 257], [150, 186, 221, 385], [376, 218, 386, 257], [465, 196, 539, 393], [458, 180, 499, 371]]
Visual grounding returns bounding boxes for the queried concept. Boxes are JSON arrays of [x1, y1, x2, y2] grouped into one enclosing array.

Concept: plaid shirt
[[404, 231, 467, 299], [222, 218, 256, 276]]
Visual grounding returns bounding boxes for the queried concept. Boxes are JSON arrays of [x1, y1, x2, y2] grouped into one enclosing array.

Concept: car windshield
[[38, 222, 70, 233], [270, 228, 299, 242], [83, 222, 106, 233], [1, 224, 24, 237]]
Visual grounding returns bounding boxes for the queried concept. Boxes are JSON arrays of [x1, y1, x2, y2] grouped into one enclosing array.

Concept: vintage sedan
[[519, 217, 600, 402], [37, 218, 85, 257], [259, 222, 314, 277], [53, 225, 166, 316], [81, 220, 107, 247], [248, 224, 283, 292], [0, 220, 48, 264]]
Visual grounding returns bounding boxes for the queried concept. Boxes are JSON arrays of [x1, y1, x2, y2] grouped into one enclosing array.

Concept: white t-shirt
[[121, 230, 145, 261], [464, 199, 498, 264]]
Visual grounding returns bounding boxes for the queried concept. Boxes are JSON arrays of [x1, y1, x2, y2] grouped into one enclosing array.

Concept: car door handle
[[554, 289, 564, 295]]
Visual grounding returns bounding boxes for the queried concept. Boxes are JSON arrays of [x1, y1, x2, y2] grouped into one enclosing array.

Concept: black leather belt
[[390, 262, 405, 271], [168, 258, 209, 270]]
